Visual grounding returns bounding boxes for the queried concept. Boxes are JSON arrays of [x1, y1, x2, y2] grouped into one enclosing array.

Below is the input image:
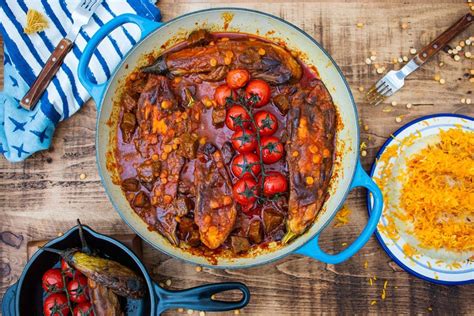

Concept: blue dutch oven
[[77, 8, 383, 268], [1, 225, 250, 315]]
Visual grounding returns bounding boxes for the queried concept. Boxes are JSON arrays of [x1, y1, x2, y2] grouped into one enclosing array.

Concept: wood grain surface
[[1, 1, 473, 315]]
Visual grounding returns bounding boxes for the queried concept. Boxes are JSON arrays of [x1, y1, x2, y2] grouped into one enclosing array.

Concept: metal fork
[[68, 0, 102, 41], [367, 13, 473, 106], [20, 0, 102, 110]]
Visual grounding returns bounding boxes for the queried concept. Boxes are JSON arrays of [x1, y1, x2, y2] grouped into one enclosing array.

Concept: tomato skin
[[67, 274, 89, 304], [231, 129, 257, 153], [226, 69, 250, 89], [233, 177, 259, 206], [225, 105, 251, 131], [254, 111, 278, 136], [231, 153, 261, 178], [263, 171, 288, 196], [214, 84, 236, 107], [240, 202, 254, 214], [260, 136, 284, 164], [42, 268, 65, 293], [73, 302, 94, 316], [60, 259, 77, 278], [245, 79, 271, 107], [43, 293, 69, 316]]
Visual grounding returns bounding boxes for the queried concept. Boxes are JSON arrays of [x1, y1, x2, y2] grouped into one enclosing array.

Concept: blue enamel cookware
[[1, 225, 250, 315], [77, 8, 383, 268]]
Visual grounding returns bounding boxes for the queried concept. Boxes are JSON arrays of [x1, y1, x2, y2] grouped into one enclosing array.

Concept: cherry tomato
[[254, 111, 278, 136], [43, 293, 69, 316], [60, 259, 76, 279], [231, 153, 261, 178], [73, 302, 94, 316], [214, 84, 236, 107], [240, 202, 255, 214], [231, 129, 257, 153], [225, 105, 251, 131], [67, 274, 89, 304], [263, 171, 288, 196], [233, 177, 259, 206], [260, 136, 284, 164], [226, 69, 250, 89], [245, 79, 271, 107], [42, 268, 65, 293]]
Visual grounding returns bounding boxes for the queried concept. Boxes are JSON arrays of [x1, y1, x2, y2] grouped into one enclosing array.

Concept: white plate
[[368, 113, 474, 285]]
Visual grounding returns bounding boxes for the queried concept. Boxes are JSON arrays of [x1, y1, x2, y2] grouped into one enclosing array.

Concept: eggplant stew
[[111, 30, 337, 261]]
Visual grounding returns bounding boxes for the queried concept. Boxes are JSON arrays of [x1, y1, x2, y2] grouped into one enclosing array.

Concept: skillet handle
[[1, 282, 18, 316], [294, 160, 383, 264], [154, 282, 250, 315], [78, 14, 162, 103]]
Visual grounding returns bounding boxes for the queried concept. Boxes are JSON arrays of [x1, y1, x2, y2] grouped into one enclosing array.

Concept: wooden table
[[1, 0, 473, 314]]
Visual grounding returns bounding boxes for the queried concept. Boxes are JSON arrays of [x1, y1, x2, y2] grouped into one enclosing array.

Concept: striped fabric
[[0, 0, 161, 162]]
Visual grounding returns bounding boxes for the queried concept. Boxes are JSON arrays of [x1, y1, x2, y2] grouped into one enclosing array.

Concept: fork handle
[[20, 38, 73, 111], [414, 13, 473, 65]]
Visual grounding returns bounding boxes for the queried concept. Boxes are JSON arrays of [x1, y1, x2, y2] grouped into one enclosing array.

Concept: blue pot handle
[[1, 282, 17, 316], [78, 14, 162, 103], [294, 159, 383, 264], [154, 282, 250, 315]]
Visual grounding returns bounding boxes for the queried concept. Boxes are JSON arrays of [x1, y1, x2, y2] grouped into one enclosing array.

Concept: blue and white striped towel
[[0, 0, 161, 162]]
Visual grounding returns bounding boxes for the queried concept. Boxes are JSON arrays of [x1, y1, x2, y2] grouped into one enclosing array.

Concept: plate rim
[[367, 113, 474, 285]]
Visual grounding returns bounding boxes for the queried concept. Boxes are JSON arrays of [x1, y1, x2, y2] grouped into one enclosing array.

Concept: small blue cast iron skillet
[[1, 225, 250, 315]]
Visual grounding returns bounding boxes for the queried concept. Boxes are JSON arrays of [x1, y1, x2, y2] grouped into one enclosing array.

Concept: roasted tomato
[[73, 302, 94, 316], [231, 129, 257, 153], [225, 105, 251, 131], [43, 293, 69, 316], [67, 274, 89, 304], [233, 177, 259, 206], [261, 136, 284, 164], [231, 153, 261, 178], [226, 69, 250, 89], [263, 171, 288, 196], [214, 84, 236, 107], [254, 111, 278, 136], [245, 79, 271, 107], [60, 259, 76, 278], [42, 268, 65, 293]]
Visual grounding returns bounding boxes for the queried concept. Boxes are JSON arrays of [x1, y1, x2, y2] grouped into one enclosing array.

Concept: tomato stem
[[226, 93, 282, 204], [61, 270, 74, 315]]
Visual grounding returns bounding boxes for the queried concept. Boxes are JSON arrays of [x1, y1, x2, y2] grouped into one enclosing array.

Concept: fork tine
[[367, 80, 381, 94], [377, 84, 391, 96], [87, 0, 99, 11], [366, 79, 389, 105], [366, 92, 380, 104], [367, 80, 385, 97], [369, 94, 387, 106], [375, 80, 386, 90], [366, 85, 377, 96], [90, 0, 100, 9], [365, 87, 377, 102], [368, 93, 384, 105], [366, 82, 383, 98], [366, 85, 379, 98], [79, 0, 99, 11]]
